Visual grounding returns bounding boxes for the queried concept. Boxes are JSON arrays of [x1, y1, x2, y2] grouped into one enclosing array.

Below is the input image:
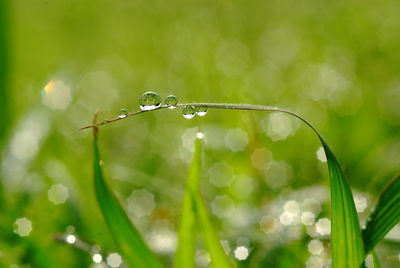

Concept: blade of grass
[[174, 140, 201, 268], [362, 173, 400, 253], [93, 128, 164, 268], [320, 140, 365, 268], [176, 137, 233, 268], [82, 102, 365, 268]]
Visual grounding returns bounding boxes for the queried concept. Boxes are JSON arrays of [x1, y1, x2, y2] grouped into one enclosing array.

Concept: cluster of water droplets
[[116, 91, 208, 120], [181, 105, 208, 119]]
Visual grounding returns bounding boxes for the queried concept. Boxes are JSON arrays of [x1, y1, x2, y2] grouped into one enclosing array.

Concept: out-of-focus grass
[[93, 125, 164, 268], [363, 174, 400, 254], [3, 0, 400, 267]]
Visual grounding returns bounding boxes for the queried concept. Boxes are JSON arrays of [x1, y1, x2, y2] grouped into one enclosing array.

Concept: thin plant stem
[[79, 103, 318, 135]]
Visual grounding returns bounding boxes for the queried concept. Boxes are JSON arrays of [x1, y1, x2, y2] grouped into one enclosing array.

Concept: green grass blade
[[320, 139, 365, 268], [362, 173, 400, 253], [85, 103, 366, 267], [93, 134, 164, 268], [174, 137, 203, 268], [177, 137, 233, 268], [174, 185, 197, 267]]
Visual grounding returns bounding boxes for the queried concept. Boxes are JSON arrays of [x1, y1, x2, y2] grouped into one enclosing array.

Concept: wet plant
[[80, 91, 400, 268]]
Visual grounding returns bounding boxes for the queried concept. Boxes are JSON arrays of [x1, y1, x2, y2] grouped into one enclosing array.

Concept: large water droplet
[[139, 91, 161, 110], [182, 106, 196, 119], [195, 106, 208, 117], [118, 109, 128, 118], [165, 95, 178, 109]]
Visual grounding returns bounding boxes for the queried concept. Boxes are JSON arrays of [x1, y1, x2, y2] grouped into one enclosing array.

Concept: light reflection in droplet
[[92, 253, 102, 263], [66, 234, 76, 244], [208, 162, 234, 188], [13, 217, 33, 237], [196, 132, 204, 139], [302, 199, 322, 216], [224, 128, 249, 152], [259, 216, 280, 234], [301, 212, 316, 226], [315, 218, 331, 236], [42, 79, 72, 110], [308, 240, 324, 255], [231, 174, 254, 198], [264, 161, 292, 189], [48, 184, 69, 205], [107, 253, 122, 268], [148, 228, 177, 254], [266, 112, 298, 141], [127, 189, 155, 217], [211, 195, 235, 218], [284, 200, 300, 216], [250, 147, 273, 170], [354, 194, 368, 213], [279, 211, 294, 226], [234, 246, 249, 260]]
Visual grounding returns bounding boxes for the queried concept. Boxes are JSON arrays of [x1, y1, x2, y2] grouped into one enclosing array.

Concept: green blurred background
[[1, 0, 400, 267]]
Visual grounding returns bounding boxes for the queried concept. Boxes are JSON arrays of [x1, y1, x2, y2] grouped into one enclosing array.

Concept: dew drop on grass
[[182, 106, 196, 119], [165, 95, 178, 109], [139, 91, 161, 110], [118, 108, 128, 118], [195, 106, 208, 116]]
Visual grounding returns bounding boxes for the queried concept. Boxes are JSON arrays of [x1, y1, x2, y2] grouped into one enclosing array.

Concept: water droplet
[[196, 106, 208, 116], [165, 95, 178, 109], [196, 132, 204, 139], [139, 91, 161, 110], [182, 106, 196, 119], [118, 109, 128, 118]]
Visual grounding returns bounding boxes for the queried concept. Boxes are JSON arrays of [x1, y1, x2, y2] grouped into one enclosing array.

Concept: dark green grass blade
[[93, 135, 164, 268], [320, 139, 365, 268], [176, 138, 233, 268], [362, 173, 400, 253]]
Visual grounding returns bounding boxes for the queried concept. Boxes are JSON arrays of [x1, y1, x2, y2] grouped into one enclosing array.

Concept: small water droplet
[[196, 106, 208, 116], [165, 95, 178, 109], [196, 132, 204, 139], [182, 106, 196, 119], [139, 91, 161, 110], [99, 160, 104, 166], [118, 109, 128, 118]]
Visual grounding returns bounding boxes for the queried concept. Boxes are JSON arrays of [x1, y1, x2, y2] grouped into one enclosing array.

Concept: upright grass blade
[[175, 138, 233, 268], [83, 103, 366, 268], [320, 139, 365, 268], [174, 141, 200, 268], [93, 130, 164, 268], [362, 173, 400, 253]]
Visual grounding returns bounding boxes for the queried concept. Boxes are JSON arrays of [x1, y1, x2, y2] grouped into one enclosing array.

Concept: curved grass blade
[[175, 137, 233, 268], [83, 103, 365, 268], [362, 173, 400, 253], [318, 139, 365, 268], [93, 132, 164, 268]]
